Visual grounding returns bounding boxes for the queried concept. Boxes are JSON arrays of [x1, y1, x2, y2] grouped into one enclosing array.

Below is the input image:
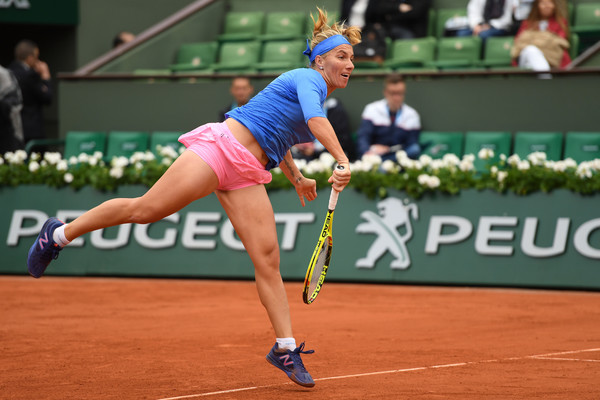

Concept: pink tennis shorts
[[178, 122, 272, 191]]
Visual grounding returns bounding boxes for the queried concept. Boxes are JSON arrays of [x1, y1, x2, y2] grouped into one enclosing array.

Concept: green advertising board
[[2, 186, 600, 290], [0, 0, 78, 25]]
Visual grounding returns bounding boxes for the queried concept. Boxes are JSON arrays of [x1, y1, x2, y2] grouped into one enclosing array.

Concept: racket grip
[[328, 188, 340, 211]]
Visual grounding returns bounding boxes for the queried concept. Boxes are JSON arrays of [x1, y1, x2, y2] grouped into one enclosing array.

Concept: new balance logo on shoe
[[39, 232, 49, 249], [279, 354, 293, 366]]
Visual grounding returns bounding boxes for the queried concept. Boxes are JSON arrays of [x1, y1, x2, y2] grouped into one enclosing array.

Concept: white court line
[[532, 357, 600, 363], [156, 348, 600, 400]]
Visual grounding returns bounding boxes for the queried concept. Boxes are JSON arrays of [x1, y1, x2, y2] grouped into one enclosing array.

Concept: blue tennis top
[[226, 68, 328, 170]]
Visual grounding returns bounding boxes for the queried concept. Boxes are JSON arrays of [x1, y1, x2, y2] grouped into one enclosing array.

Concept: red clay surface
[[1, 276, 599, 399]]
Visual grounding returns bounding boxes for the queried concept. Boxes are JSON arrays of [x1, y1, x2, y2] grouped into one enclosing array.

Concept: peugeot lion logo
[[355, 197, 419, 270]]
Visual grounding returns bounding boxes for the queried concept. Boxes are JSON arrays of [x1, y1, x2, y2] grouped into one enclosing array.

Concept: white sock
[[52, 224, 71, 248], [276, 337, 296, 351]]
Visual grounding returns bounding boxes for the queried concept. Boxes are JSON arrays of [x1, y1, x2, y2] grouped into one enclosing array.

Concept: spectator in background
[[341, 0, 388, 63], [112, 31, 136, 48], [219, 77, 254, 122], [0, 64, 24, 153], [356, 73, 421, 161], [376, 0, 433, 40], [292, 97, 355, 161], [456, 0, 513, 41], [511, 0, 535, 34], [511, 0, 571, 71], [8, 40, 51, 145]]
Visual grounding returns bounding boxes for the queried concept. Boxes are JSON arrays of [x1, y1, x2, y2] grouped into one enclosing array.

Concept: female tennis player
[[26, 8, 360, 388]]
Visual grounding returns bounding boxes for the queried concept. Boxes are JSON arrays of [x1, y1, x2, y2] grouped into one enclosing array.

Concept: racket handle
[[328, 164, 345, 210], [328, 188, 340, 211]]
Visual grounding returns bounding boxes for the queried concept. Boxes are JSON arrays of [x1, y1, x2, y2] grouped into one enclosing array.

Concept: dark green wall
[[59, 74, 600, 137]]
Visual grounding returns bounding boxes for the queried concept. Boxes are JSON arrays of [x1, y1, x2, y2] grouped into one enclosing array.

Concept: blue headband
[[303, 35, 351, 63]]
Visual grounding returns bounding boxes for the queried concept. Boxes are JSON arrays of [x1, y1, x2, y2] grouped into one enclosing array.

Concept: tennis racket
[[302, 166, 344, 305]]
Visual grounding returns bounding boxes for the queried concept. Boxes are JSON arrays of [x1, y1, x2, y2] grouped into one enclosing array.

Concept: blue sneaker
[[266, 342, 315, 387], [27, 217, 64, 278]]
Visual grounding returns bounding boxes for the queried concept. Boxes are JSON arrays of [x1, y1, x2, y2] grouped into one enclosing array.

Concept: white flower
[[271, 167, 282, 174], [29, 161, 40, 172], [15, 150, 27, 162], [418, 174, 440, 189], [517, 160, 530, 171], [294, 158, 307, 171], [507, 154, 521, 167], [459, 159, 474, 172], [500, 154, 507, 161], [361, 153, 382, 167], [305, 159, 326, 174], [478, 148, 494, 160], [129, 151, 146, 164], [56, 160, 68, 171], [418, 154, 432, 167], [78, 153, 90, 163], [0, 156, 4, 165], [93, 151, 103, 159], [68, 156, 78, 165], [527, 151, 546, 166], [43, 152, 62, 165], [463, 154, 476, 163], [591, 159, 600, 171], [64, 173, 74, 183], [318, 152, 336, 168], [395, 150, 408, 163], [497, 171, 508, 183], [40, 160, 48, 167], [553, 161, 567, 173], [490, 166, 498, 176], [135, 162, 144, 170], [111, 156, 129, 168], [381, 160, 398, 173], [144, 151, 156, 162], [576, 163, 593, 179], [161, 157, 173, 166], [563, 158, 578, 169], [109, 166, 123, 179], [30, 152, 41, 161], [158, 145, 178, 160], [88, 156, 99, 167], [442, 153, 460, 167], [430, 159, 445, 172]]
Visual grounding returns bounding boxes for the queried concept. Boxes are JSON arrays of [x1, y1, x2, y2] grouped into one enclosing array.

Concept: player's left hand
[[295, 176, 317, 207]]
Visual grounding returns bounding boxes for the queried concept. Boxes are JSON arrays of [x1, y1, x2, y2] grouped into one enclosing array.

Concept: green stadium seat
[[570, 32, 580, 60], [169, 42, 218, 73], [481, 37, 514, 68], [384, 37, 436, 69], [573, 3, 600, 53], [419, 131, 464, 158], [106, 131, 149, 160], [259, 12, 306, 41], [255, 40, 306, 72], [573, 2, 600, 33], [564, 132, 600, 162], [64, 131, 107, 159], [428, 37, 482, 69], [218, 12, 265, 42], [427, 8, 437, 37], [435, 8, 467, 38], [211, 41, 261, 73], [150, 132, 183, 158], [464, 131, 512, 171], [513, 132, 563, 161]]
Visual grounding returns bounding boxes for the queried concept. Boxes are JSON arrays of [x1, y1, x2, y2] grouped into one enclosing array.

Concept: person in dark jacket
[[356, 73, 421, 161], [8, 40, 52, 144], [0, 64, 24, 153], [376, 0, 433, 39]]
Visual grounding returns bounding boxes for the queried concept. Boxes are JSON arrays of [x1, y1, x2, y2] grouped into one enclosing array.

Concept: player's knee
[[254, 243, 280, 273], [127, 198, 163, 224]]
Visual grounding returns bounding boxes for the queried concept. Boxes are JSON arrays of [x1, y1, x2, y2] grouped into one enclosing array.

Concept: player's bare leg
[[215, 185, 292, 338], [64, 151, 219, 240]]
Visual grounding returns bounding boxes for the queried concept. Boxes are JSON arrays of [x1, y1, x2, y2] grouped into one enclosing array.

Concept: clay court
[[1, 276, 599, 399]]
